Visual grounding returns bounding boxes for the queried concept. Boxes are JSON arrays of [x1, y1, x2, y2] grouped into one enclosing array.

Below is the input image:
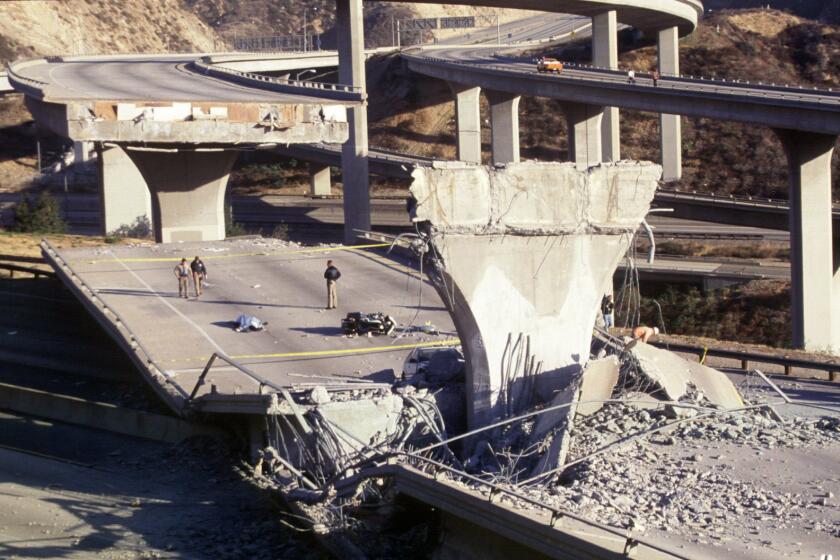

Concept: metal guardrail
[[656, 188, 840, 213], [40, 240, 192, 408], [5, 59, 50, 99], [0, 263, 55, 279], [403, 51, 840, 106], [652, 340, 840, 381], [191, 58, 364, 102], [189, 351, 286, 402]]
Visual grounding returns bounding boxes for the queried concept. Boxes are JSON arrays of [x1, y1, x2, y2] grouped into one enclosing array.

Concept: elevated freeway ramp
[[41, 238, 456, 416]]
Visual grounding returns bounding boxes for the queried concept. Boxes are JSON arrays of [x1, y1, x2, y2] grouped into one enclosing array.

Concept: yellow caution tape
[[230, 337, 461, 361], [81, 242, 392, 264], [700, 346, 708, 365]]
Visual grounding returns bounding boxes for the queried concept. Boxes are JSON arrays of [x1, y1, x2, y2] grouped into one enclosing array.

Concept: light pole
[[303, 10, 307, 52], [295, 69, 316, 81]]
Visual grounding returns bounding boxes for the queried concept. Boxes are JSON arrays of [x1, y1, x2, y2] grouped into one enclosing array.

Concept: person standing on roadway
[[652, 69, 660, 87], [324, 260, 341, 309], [174, 258, 190, 299], [627, 69, 636, 84], [191, 256, 207, 297]]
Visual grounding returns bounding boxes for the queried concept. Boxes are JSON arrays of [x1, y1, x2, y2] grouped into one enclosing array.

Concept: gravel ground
[[512, 402, 840, 559]]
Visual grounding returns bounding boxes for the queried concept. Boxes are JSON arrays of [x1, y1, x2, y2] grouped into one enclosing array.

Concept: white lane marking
[[109, 251, 226, 357]]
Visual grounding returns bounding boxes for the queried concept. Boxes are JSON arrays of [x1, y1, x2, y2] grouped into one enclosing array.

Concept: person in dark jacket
[[324, 260, 341, 309], [190, 256, 207, 297], [601, 294, 615, 329]]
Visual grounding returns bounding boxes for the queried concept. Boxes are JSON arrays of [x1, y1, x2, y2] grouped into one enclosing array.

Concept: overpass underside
[[25, 96, 351, 243]]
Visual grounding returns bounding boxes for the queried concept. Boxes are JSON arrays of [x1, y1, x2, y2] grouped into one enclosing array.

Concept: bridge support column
[[775, 129, 838, 352], [486, 90, 520, 165], [309, 163, 332, 196], [563, 102, 603, 170], [74, 141, 93, 164], [658, 26, 682, 182], [592, 11, 620, 162], [126, 149, 238, 243], [449, 83, 482, 164], [337, 0, 370, 243], [96, 144, 152, 236], [410, 162, 661, 427]]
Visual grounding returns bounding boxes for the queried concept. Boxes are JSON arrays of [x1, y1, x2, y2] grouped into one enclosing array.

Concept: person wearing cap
[[632, 325, 659, 343]]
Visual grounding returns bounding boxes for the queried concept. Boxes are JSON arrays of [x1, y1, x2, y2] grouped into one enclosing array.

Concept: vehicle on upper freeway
[[536, 57, 564, 74]]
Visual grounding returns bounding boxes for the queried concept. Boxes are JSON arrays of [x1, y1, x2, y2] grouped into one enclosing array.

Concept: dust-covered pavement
[[0, 411, 325, 560]]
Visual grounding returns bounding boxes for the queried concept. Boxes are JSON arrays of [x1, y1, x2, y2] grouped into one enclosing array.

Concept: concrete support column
[[563, 102, 604, 170], [74, 141, 92, 164], [775, 129, 838, 352], [96, 144, 152, 236], [449, 82, 482, 164], [592, 11, 620, 162], [410, 163, 661, 427], [126, 149, 238, 243], [658, 26, 682, 182], [309, 163, 332, 197], [486, 90, 520, 165], [336, 0, 371, 244]]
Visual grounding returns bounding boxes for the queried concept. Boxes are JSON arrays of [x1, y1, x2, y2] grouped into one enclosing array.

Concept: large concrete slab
[[43, 238, 456, 415]]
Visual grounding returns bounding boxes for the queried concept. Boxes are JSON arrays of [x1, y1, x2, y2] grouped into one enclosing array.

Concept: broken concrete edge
[[410, 161, 661, 234], [40, 240, 190, 417]]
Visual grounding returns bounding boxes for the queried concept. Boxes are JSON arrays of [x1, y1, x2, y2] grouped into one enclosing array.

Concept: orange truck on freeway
[[537, 57, 563, 74]]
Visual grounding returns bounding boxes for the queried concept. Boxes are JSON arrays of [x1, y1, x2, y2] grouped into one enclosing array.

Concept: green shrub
[[110, 215, 152, 239], [13, 192, 67, 234], [225, 204, 247, 237]]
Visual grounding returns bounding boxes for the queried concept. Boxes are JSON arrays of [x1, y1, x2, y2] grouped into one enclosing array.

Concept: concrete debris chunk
[[686, 361, 744, 409], [629, 341, 744, 408], [309, 386, 331, 405], [628, 341, 691, 401], [576, 356, 620, 416], [529, 357, 620, 477], [313, 395, 404, 454]]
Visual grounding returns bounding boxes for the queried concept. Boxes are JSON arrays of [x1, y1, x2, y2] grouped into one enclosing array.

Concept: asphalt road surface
[[16, 56, 347, 103], [54, 238, 456, 405]]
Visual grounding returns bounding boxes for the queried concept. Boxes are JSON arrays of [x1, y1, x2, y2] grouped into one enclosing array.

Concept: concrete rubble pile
[[458, 333, 748, 483], [259, 385, 452, 502]]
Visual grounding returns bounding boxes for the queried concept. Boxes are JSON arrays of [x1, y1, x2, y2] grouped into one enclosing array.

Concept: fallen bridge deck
[[42, 238, 456, 415]]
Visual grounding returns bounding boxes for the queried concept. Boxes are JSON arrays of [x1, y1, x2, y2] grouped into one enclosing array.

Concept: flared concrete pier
[[410, 161, 661, 427]]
